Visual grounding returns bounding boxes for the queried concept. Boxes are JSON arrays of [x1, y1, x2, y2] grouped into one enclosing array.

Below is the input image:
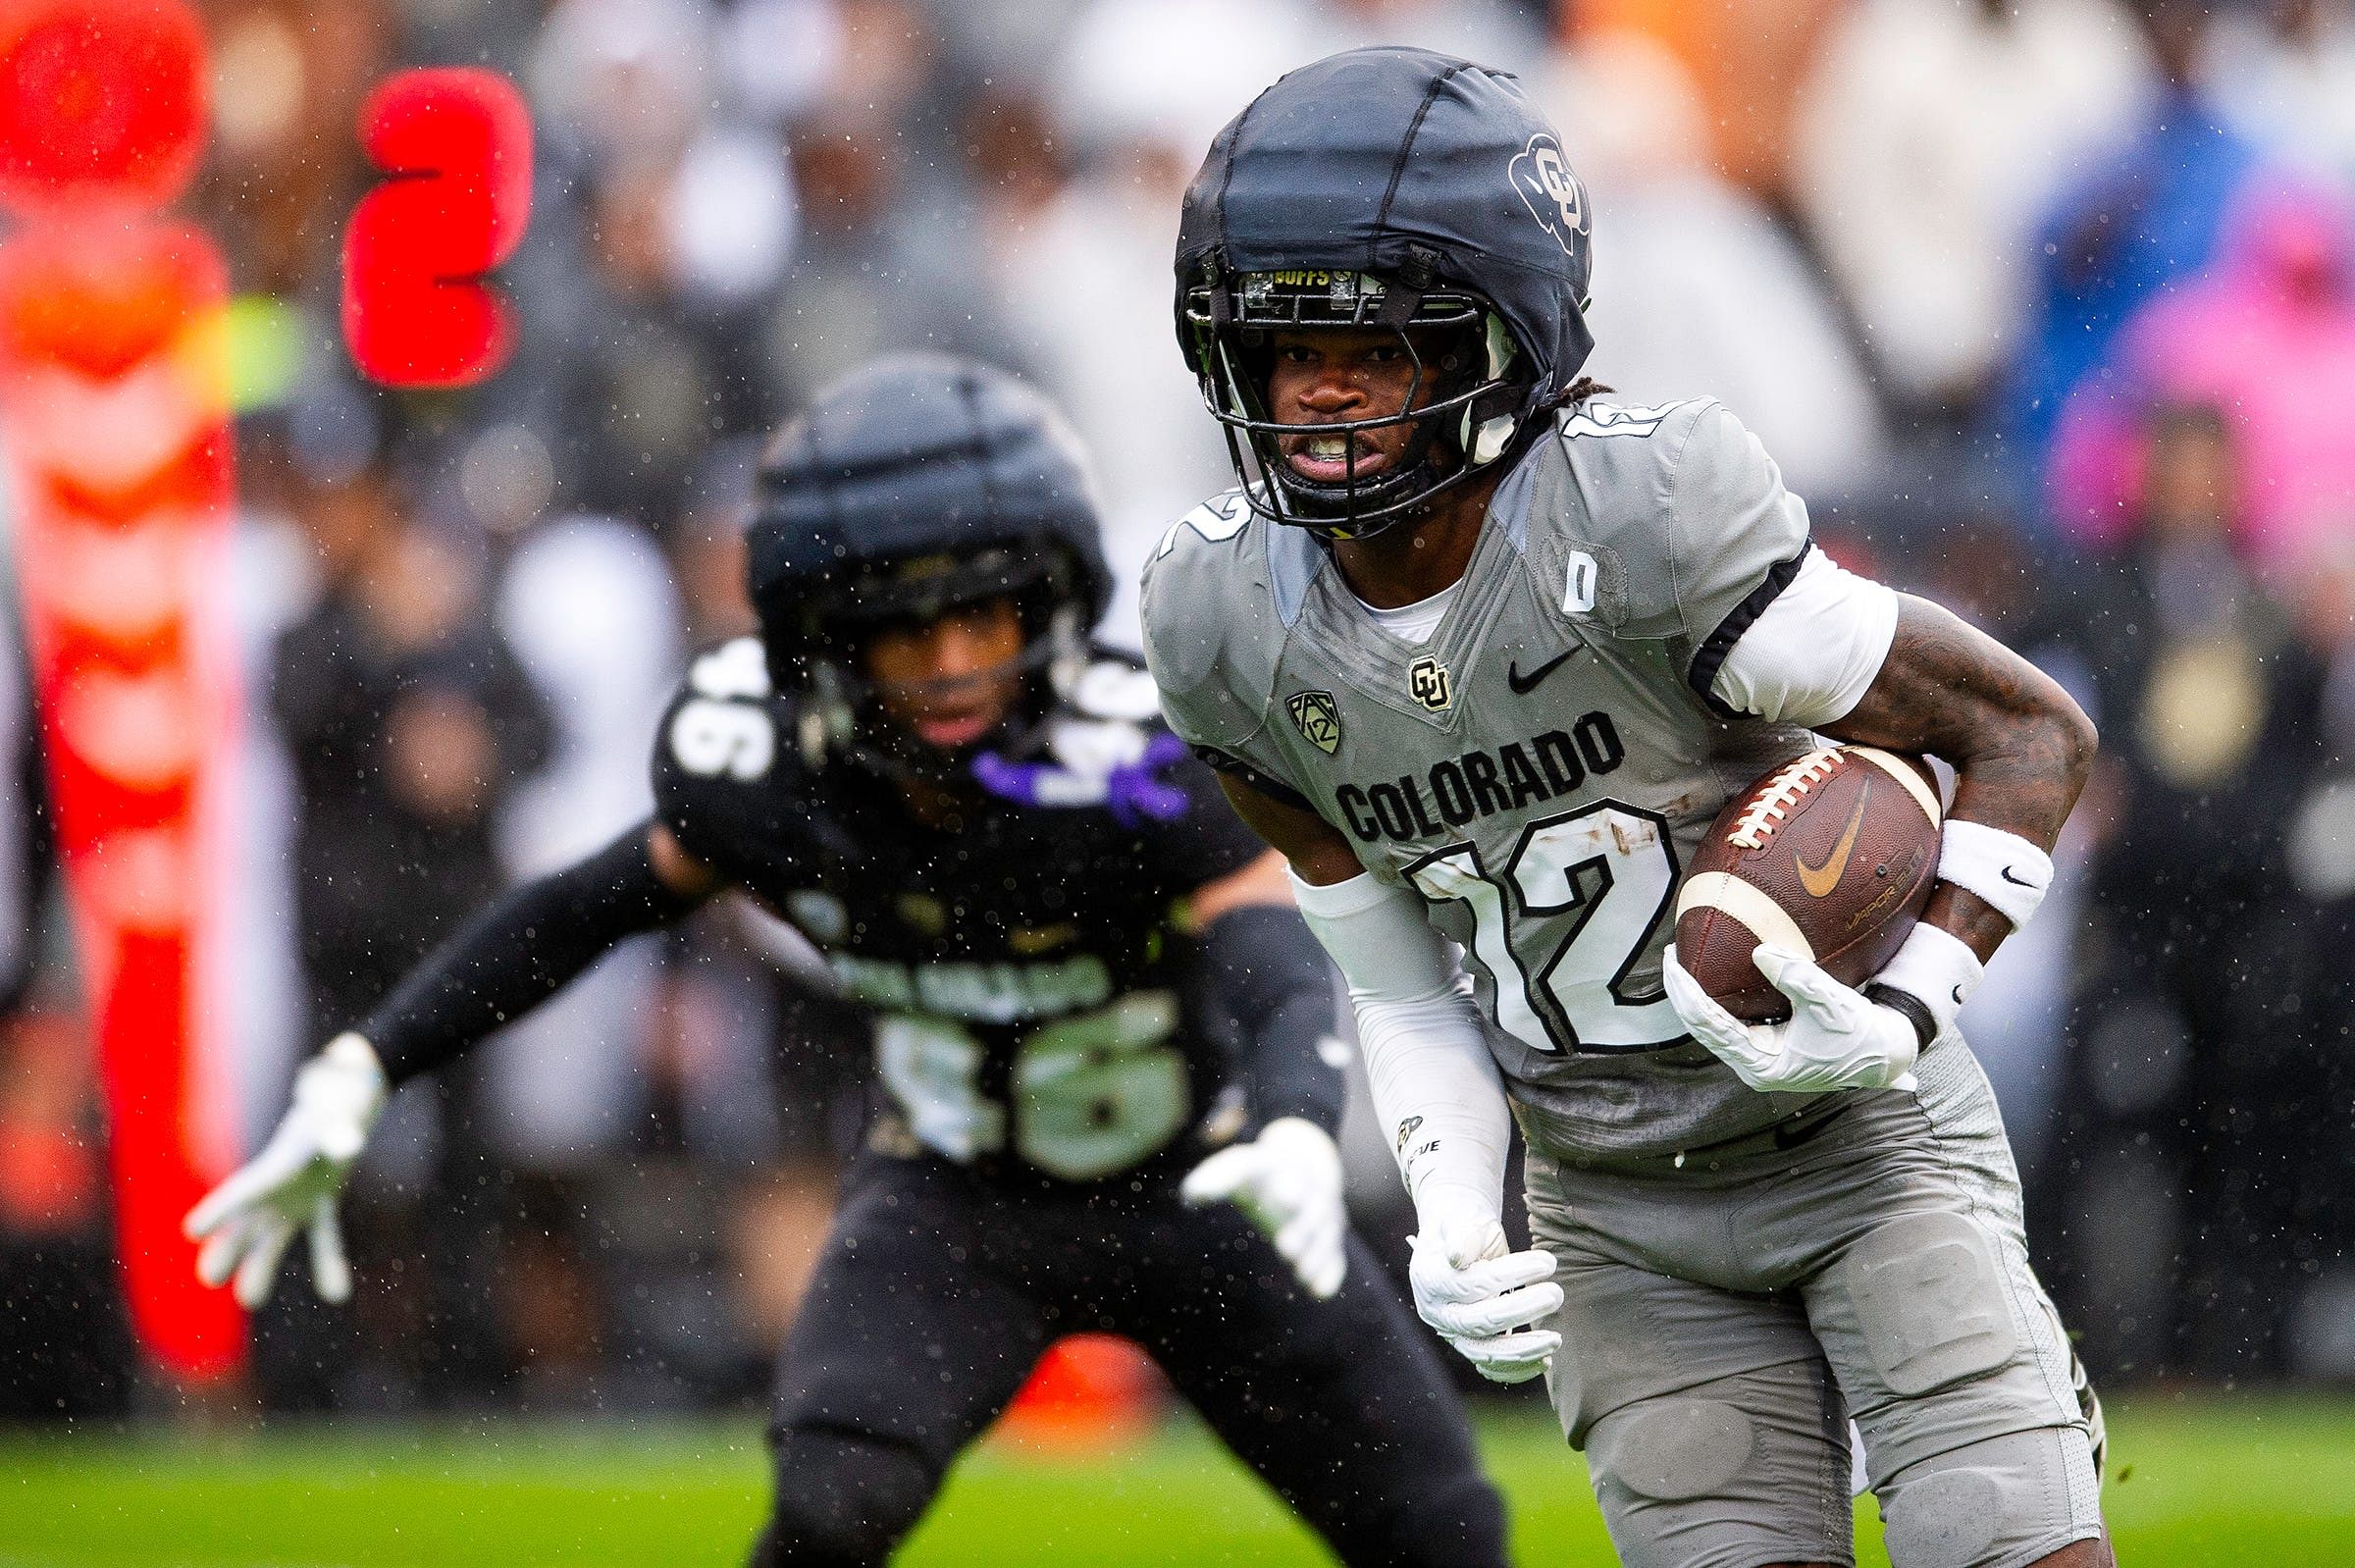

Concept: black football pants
[[748, 1151, 1507, 1567]]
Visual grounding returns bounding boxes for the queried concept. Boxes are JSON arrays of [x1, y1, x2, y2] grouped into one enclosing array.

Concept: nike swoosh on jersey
[[1795, 784, 1871, 899], [1771, 1100, 1850, 1150], [1506, 645, 1586, 695]]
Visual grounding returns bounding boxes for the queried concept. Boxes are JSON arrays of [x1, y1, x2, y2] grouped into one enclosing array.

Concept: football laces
[[1726, 749, 1841, 852]]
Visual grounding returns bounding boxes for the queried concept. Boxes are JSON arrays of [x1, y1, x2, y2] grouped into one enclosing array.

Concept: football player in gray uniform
[[1142, 47, 2113, 1568]]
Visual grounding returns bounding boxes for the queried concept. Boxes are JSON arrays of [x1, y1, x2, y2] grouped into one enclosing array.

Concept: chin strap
[[1291, 415, 1457, 535]]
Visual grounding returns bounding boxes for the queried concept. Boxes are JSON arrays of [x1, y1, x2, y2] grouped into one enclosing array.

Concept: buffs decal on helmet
[[1509, 133, 1591, 259]]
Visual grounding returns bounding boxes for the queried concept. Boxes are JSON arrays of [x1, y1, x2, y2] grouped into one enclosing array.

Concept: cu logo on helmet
[[1509, 133, 1589, 257]]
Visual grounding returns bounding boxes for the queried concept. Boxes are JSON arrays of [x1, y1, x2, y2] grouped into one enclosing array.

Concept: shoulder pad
[[651, 637, 802, 869], [1062, 654, 1164, 724], [1536, 398, 1807, 646], [1152, 488, 1256, 563], [684, 636, 773, 704], [1525, 398, 1721, 638], [1557, 397, 1709, 443], [1138, 490, 1282, 753]]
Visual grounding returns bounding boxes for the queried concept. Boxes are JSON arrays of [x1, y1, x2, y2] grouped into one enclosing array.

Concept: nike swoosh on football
[[1506, 646, 1586, 695], [1795, 784, 1871, 899]]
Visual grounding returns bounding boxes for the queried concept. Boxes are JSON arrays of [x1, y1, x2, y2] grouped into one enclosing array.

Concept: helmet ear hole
[[1485, 313, 1516, 381], [1469, 413, 1517, 466]]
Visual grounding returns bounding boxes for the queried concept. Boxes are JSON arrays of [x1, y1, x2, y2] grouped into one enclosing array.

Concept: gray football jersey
[[1142, 397, 1834, 1159]]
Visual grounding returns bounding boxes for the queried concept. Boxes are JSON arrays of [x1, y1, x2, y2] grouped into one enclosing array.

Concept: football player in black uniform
[[186, 354, 1508, 1567]]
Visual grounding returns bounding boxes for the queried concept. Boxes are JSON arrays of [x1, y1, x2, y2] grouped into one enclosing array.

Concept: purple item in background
[[971, 731, 1192, 827]]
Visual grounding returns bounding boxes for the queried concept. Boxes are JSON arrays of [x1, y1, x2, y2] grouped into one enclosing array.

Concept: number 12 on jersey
[[1405, 802, 1685, 1053]]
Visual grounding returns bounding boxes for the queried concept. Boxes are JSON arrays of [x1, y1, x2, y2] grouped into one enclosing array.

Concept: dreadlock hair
[[1544, 377, 1611, 414]]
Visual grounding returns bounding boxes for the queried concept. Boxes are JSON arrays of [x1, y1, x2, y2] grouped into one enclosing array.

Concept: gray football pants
[[1525, 1039, 2103, 1568]]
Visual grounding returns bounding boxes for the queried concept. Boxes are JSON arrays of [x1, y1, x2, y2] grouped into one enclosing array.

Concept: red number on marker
[[341, 67, 532, 389]]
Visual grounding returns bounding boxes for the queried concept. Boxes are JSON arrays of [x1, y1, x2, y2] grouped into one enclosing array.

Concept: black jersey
[[651, 638, 1267, 1184]]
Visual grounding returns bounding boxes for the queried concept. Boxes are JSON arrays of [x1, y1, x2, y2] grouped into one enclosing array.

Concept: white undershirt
[[1355, 579, 1459, 645], [1711, 547, 1900, 727]]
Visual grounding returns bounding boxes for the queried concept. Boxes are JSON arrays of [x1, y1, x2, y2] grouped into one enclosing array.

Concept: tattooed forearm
[[1825, 595, 2098, 961]]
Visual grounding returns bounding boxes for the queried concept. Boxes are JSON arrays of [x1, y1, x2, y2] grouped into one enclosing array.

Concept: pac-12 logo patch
[[1509, 132, 1590, 257], [1409, 654, 1452, 712], [1288, 689, 1343, 754]]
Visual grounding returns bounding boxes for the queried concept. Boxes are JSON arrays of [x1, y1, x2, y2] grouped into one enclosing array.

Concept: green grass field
[[5, 1395, 2352, 1566]]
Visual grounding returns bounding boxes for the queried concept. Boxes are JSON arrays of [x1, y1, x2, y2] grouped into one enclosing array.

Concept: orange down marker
[[0, 0, 243, 1382]]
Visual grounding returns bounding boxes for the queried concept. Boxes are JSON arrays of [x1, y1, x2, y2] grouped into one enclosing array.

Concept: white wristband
[[1872, 922, 1985, 1044], [293, 1032, 390, 1161], [322, 1031, 386, 1080], [1936, 820, 2054, 930]]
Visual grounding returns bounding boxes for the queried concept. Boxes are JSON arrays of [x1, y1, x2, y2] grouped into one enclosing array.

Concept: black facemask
[[1182, 262, 1535, 540]]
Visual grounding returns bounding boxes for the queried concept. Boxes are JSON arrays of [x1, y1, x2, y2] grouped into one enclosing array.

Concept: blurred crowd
[[2, 0, 2352, 1420]]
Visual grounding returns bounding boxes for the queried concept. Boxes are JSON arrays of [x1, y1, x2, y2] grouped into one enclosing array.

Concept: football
[[1673, 747, 1945, 1022]]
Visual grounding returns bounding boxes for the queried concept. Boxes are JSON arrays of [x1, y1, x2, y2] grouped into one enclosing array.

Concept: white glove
[[1406, 1191, 1563, 1385], [183, 1033, 387, 1308], [1662, 943, 1919, 1094], [1181, 1117, 1348, 1299]]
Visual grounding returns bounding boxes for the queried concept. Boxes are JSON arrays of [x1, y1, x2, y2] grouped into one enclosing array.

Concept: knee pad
[[1837, 1211, 2018, 1398], [748, 1428, 939, 1568], [1828, 1213, 2091, 1493], [1877, 1428, 2103, 1568], [1594, 1397, 1757, 1503], [1581, 1362, 1850, 1568]]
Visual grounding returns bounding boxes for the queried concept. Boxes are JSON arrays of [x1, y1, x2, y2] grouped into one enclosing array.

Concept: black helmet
[[746, 352, 1111, 767], [1176, 47, 1595, 538]]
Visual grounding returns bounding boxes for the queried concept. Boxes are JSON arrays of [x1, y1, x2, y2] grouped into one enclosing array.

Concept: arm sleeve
[[1706, 546, 1899, 727], [1189, 905, 1347, 1135], [1288, 870, 1512, 1224], [363, 824, 705, 1085]]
